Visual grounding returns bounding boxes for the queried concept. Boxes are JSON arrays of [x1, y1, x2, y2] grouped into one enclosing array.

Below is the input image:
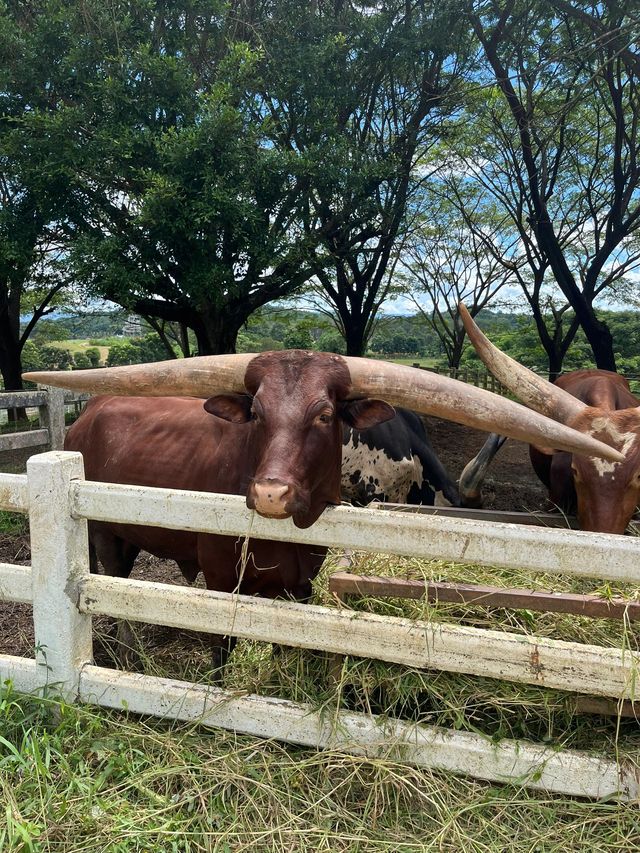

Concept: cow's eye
[[250, 409, 260, 421], [316, 412, 332, 425]]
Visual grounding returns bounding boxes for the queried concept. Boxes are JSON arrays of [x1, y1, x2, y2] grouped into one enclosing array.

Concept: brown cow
[[458, 305, 640, 534], [24, 349, 621, 669]]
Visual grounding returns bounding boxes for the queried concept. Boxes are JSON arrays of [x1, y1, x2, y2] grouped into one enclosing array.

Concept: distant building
[[123, 314, 145, 337]]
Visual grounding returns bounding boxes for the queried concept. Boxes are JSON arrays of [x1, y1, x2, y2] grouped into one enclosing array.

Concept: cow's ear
[[340, 399, 395, 430], [204, 394, 253, 423]]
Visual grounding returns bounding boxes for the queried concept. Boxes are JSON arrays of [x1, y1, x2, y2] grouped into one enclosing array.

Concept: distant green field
[[49, 340, 110, 361]]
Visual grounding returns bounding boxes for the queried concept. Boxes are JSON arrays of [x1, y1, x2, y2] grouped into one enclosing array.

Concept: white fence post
[[27, 451, 93, 701], [38, 384, 66, 450]]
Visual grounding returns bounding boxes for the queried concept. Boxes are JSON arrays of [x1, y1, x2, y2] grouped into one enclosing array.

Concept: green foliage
[[38, 345, 74, 371], [84, 347, 101, 367], [369, 316, 440, 358], [13, 307, 640, 375], [315, 330, 346, 354], [19, 341, 45, 373], [29, 320, 71, 344], [282, 323, 314, 350], [106, 333, 171, 366], [72, 352, 91, 369], [459, 309, 640, 375]]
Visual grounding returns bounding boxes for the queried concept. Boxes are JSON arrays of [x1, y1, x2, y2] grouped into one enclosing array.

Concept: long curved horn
[[344, 357, 622, 462], [458, 303, 586, 423], [23, 355, 256, 397], [24, 350, 622, 462], [458, 433, 507, 507]]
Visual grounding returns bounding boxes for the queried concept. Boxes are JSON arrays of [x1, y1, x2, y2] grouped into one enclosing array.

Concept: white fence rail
[[0, 387, 89, 453], [0, 451, 639, 801]]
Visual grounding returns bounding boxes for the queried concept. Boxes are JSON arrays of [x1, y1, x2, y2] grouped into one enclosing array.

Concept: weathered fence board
[[78, 665, 640, 801], [78, 574, 640, 699], [0, 389, 89, 409], [0, 428, 49, 453], [0, 473, 28, 513], [0, 390, 48, 408], [0, 563, 32, 604], [37, 385, 66, 452], [0, 654, 39, 694], [71, 482, 640, 583], [0, 388, 89, 454], [377, 503, 579, 528]]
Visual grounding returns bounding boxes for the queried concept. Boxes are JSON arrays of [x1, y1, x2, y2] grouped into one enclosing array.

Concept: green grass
[[0, 510, 28, 535], [1, 549, 640, 850], [0, 682, 637, 853]]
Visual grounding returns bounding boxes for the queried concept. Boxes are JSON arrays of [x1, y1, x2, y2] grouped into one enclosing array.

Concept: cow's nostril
[[252, 480, 290, 516]]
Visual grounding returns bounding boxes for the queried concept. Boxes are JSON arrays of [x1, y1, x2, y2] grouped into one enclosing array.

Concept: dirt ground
[[0, 416, 547, 662], [423, 415, 548, 513]]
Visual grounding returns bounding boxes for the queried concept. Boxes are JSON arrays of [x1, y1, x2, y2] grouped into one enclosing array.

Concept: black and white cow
[[341, 408, 460, 507]]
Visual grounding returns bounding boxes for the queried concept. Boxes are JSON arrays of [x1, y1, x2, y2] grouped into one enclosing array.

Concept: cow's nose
[[251, 479, 290, 518]]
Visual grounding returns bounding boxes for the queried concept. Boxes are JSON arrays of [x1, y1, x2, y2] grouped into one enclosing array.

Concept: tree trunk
[[546, 350, 564, 383], [342, 314, 369, 357], [449, 333, 465, 370], [577, 311, 615, 371], [196, 308, 243, 355], [545, 253, 616, 370], [178, 323, 191, 358], [0, 301, 28, 423]]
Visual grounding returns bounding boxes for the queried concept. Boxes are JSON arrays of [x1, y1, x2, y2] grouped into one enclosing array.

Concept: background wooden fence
[[0, 387, 89, 454], [411, 364, 640, 396], [0, 451, 639, 801]]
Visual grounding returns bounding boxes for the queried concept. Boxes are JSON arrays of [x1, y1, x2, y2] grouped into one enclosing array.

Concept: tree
[[399, 188, 516, 368], [249, 0, 472, 355], [0, 0, 129, 396], [75, 86, 326, 354], [426, 171, 582, 376], [53, 1, 336, 355], [85, 347, 101, 368], [468, 0, 640, 370]]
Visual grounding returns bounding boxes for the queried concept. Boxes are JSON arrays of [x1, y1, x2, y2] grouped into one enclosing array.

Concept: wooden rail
[[0, 388, 89, 454], [328, 571, 640, 621], [410, 364, 640, 396]]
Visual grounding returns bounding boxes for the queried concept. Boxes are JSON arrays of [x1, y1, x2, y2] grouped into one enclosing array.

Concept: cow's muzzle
[[247, 478, 292, 519]]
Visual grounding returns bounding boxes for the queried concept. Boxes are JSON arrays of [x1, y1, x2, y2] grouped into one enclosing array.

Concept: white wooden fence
[[0, 387, 89, 454], [1, 451, 639, 801]]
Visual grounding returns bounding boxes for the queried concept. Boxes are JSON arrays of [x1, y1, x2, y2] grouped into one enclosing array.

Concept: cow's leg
[[89, 524, 142, 668], [210, 635, 237, 677], [197, 537, 242, 682], [180, 558, 236, 680]]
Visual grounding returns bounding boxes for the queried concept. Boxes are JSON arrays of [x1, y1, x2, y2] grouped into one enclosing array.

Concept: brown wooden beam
[[329, 572, 640, 621], [572, 696, 639, 719]]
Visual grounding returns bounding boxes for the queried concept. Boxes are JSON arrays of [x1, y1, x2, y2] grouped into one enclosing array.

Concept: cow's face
[[204, 351, 394, 527], [569, 409, 640, 534]]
